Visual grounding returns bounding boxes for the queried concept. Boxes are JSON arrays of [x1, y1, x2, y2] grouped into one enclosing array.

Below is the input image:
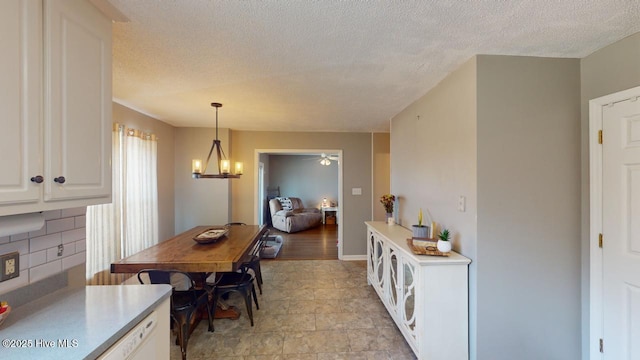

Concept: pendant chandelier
[[191, 102, 243, 179]]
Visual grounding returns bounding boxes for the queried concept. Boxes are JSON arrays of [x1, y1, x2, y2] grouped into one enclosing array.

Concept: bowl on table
[[193, 228, 229, 244]]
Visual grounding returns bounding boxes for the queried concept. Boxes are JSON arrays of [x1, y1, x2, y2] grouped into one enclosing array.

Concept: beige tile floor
[[169, 260, 417, 360]]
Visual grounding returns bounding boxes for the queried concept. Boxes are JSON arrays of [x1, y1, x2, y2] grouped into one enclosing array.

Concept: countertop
[[366, 221, 471, 265], [0, 284, 171, 360]]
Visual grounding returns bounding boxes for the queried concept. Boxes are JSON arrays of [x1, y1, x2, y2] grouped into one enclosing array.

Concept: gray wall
[[268, 154, 338, 208], [231, 131, 372, 257], [174, 127, 231, 233], [391, 55, 582, 360], [112, 103, 175, 240], [579, 32, 640, 357], [476, 55, 581, 360], [372, 133, 390, 221], [391, 57, 479, 357]]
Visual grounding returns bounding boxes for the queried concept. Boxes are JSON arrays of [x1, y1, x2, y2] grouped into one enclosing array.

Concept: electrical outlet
[[0, 251, 20, 282]]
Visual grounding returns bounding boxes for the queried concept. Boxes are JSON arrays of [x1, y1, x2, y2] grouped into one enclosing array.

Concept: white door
[[602, 95, 640, 359]]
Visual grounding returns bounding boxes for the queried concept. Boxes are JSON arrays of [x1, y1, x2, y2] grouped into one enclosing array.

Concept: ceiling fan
[[318, 153, 339, 166]]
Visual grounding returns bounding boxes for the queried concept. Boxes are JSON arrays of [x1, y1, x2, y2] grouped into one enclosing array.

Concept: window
[[86, 124, 158, 285]]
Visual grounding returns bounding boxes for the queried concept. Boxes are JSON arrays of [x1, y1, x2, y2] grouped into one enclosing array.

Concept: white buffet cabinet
[[366, 221, 471, 360]]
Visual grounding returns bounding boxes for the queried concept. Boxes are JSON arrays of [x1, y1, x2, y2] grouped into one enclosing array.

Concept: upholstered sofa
[[269, 197, 322, 233]]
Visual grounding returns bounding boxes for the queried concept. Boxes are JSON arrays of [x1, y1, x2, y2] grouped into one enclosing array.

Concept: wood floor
[[265, 224, 338, 260]]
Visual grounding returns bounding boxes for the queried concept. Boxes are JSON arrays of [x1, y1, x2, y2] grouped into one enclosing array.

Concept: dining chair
[[240, 229, 269, 294], [225, 222, 267, 294], [208, 269, 259, 327], [137, 269, 213, 360]]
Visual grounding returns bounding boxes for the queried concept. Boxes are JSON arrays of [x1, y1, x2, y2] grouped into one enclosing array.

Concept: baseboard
[[341, 255, 367, 261]]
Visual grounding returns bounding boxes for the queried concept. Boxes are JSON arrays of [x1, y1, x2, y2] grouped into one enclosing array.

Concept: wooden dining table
[[111, 224, 267, 321], [111, 224, 268, 275]]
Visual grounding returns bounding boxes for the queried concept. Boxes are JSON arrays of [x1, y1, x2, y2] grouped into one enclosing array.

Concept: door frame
[[589, 85, 640, 359], [253, 148, 344, 259], [258, 161, 265, 225]]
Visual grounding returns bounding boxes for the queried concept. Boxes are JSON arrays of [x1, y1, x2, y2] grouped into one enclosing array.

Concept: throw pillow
[[276, 197, 293, 211]]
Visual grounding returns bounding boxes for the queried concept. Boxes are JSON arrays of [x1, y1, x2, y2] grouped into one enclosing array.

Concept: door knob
[[53, 176, 66, 184], [30, 175, 44, 184]]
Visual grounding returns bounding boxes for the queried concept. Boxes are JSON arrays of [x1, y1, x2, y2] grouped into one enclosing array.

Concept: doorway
[[589, 85, 640, 359], [254, 149, 343, 259]]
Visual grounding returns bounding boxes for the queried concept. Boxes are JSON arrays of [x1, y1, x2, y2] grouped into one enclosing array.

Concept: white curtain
[[86, 125, 158, 285], [123, 129, 158, 256]]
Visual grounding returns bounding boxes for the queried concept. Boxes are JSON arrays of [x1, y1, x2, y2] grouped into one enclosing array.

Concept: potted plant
[[380, 194, 395, 224], [437, 228, 452, 253], [412, 208, 429, 238]]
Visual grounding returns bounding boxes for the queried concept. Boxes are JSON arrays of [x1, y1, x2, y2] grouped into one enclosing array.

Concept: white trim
[[258, 162, 265, 226], [253, 148, 344, 260], [589, 85, 640, 360]]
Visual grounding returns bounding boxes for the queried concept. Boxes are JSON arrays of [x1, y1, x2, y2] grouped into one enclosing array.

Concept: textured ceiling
[[109, 0, 640, 132]]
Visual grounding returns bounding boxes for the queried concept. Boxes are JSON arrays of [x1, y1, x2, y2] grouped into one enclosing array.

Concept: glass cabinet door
[[375, 236, 385, 290], [388, 246, 399, 311], [368, 232, 375, 276], [401, 260, 417, 341]]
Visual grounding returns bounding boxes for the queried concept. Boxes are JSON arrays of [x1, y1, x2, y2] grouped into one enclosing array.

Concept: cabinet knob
[[53, 176, 66, 184], [30, 175, 44, 184]]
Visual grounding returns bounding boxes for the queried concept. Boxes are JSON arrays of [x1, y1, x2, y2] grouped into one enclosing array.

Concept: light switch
[[458, 196, 466, 212], [352, 188, 362, 195]]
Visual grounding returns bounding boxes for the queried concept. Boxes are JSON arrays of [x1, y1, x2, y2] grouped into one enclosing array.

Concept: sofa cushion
[[275, 210, 294, 217]]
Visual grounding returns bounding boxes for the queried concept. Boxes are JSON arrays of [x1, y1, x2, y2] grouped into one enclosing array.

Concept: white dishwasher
[[98, 298, 170, 360]]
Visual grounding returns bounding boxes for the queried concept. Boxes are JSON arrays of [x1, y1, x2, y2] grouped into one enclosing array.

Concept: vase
[[437, 240, 452, 253], [385, 212, 393, 224], [412, 225, 429, 238]]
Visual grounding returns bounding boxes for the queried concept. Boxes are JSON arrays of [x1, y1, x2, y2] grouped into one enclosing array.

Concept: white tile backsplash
[[30, 250, 47, 267], [29, 233, 61, 253], [10, 232, 29, 241], [0, 207, 87, 295], [0, 239, 29, 256], [62, 252, 85, 270], [62, 228, 85, 244], [61, 207, 86, 217], [75, 215, 86, 228], [76, 239, 86, 252], [46, 217, 75, 234], [30, 260, 62, 283], [44, 209, 62, 220], [28, 225, 46, 238]]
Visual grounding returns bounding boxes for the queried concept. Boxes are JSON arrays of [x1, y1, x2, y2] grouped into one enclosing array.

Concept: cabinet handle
[[30, 175, 44, 184], [53, 176, 66, 184]]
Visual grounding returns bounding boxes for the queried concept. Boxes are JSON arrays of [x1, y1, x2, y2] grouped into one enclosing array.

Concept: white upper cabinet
[[0, 0, 42, 207], [0, 0, 112, 216], [43, 0, 112, 202]]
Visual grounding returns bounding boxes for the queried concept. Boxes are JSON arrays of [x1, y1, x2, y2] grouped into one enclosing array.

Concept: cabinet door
[[388, 245, 400, 314], [43, 0, 111, 201], [367, 230, 375, 282], [400, 258, 417, 343], [373, 233, 385, 295], [0, 0, 42, 206]]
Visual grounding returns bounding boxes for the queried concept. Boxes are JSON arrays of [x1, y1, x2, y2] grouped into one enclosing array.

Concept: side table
[[321, 206, 338, 224]]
